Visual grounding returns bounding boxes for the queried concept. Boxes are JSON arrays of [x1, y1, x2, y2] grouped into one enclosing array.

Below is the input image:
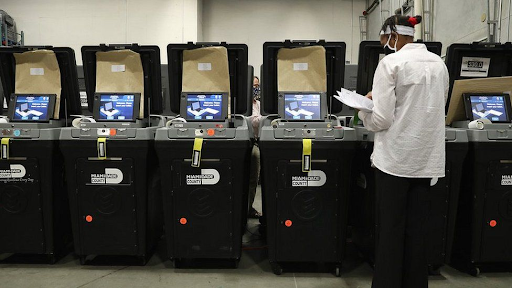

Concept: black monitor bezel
[[8, 93, 57, 123], [93, 92, 141, 122], [463, 93, 512, 123], [180, 92, 229, 122], [278, 92, 327, 121]]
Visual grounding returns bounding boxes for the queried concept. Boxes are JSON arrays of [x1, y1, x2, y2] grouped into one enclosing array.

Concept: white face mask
[[384, 33, 399, 54]]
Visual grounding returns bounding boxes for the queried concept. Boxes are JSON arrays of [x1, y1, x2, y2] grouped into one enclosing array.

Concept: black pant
[[372, 169, 430, 288]]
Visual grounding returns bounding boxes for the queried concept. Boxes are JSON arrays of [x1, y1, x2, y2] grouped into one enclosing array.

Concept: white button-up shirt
[[358, 43, 449, 178]]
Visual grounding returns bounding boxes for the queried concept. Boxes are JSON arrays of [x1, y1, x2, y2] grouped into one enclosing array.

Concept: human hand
[[366, 91, 373, 100]]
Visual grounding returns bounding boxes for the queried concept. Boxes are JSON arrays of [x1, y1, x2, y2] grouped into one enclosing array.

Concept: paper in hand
[[333, 88, 374, 113]]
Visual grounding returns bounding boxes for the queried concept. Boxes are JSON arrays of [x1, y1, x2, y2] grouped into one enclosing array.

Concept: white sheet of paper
[[187, 108, 220, 116], [333, 89, 374, 113], [100, 108, 120, 117], [16, 109, 43, 117]]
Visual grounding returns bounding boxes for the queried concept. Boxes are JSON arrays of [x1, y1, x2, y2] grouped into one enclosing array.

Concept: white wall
[[3, 0, 202, 64], [202, 0, 367, 76], [365, 0, 512, 56], [434, 0, 512, 55]]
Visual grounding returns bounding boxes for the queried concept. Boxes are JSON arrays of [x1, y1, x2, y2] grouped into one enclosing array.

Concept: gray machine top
[[352, 125, 468, 143], [259, 91, 356, 141], [0, 120, 65, 140], [452, 121, 512, 142], [155, 88, 250, 141], [0, 94, 63, 140], [156, 89, 250, 141], [341, 116, 468, 143], [259, 115, 356, 141], [155, 115, 250, 141], [60, 116, 166, 140]]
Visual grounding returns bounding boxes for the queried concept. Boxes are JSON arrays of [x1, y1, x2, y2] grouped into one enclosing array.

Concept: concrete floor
[[1, 187, 512, 288]]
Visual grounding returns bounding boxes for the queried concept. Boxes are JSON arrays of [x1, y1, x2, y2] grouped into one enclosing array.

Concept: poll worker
[[248, 76, 262, 218], [358, 14, 449, 288]]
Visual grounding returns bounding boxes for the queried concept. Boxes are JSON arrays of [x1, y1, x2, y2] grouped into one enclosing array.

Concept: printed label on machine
[[291, 170, 326, 187], [0, 164, 34, 183], [0, 164, 26, 178], [501, 175, 512, 186], [186, 169, 220, 185], [460, 57, 490, 78], [80, 91, 88, 108], [90, 168, 124, 184]]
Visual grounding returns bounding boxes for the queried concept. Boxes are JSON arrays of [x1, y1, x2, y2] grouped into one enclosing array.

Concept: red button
[[490, 220, 497, 227], [285, 220, 292, 227], [207, 129, 215, 136], [110, 129, 117, 136], [85, 215, 93, 223], [180, 218, 187, 225]]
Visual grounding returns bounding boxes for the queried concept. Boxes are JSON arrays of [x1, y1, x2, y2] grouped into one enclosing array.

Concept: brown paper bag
[[446, 76, 512, 125], [95, 50, 144, 118], [14, 50, 62, 119], [182, 46, 231, 94], [182, 47, 231, 117], [277, 46, 327, 92]]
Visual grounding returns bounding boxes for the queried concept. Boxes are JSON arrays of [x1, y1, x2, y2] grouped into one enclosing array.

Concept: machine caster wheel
[[173, 259, 182, 268], [47, 254, 57, 264], [139, 257, 147, 266], [335, 265, 341, 277], [233, 259, 240, 268], [428, 265, 442, 276], [79, 256, 87, 265], [270, 262, 283, 275], [469, 266, 480, 277]]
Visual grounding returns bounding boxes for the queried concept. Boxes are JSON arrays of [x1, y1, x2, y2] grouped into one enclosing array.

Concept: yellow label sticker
[[97, 138, 107, 160], [192, 138, 204, 167], [302, 139, 312, 172], [1, 138, 10, 160]]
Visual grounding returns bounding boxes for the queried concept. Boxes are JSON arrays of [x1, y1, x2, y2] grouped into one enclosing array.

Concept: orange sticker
[[110, 129, 117, 136], [207, 129, 215, 136], [180, 218, 187, 225], [285, 220, 292, 227], [86, 215, 93, 223]]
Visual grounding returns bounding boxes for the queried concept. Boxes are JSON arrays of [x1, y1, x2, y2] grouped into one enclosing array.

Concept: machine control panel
[[71, 128, 137, 139], [271, 121, 344, 139], [274, 127, 343, 139], [168, 127, 236, 139], [0, 128, 41, 138]]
